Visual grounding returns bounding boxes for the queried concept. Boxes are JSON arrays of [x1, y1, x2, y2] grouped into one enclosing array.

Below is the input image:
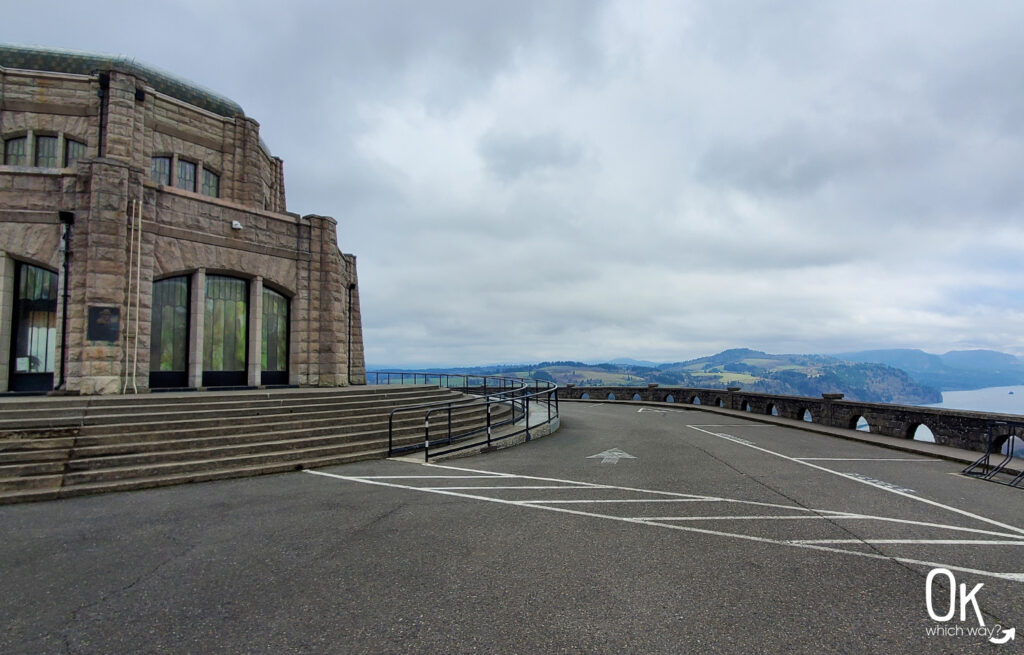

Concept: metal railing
[[369, 372, 558, 461]]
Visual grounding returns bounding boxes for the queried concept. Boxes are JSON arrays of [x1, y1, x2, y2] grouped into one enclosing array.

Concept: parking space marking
[[305, 462, 1024, 583], [685, 424, 1024, 537], [796, 458, 940, 462]]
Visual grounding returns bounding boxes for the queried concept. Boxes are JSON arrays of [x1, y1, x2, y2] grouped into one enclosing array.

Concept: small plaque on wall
[[87, 306, 120, 342]]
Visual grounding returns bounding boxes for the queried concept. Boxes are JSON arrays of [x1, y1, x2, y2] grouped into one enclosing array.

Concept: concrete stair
[[0, 386, 512, 503]]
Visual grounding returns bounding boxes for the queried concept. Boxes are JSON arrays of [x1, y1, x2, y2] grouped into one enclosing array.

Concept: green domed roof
[[0, 44, 245, 118]]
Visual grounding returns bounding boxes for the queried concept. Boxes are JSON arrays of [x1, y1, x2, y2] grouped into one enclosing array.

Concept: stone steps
[[0, 386, 510, 503]]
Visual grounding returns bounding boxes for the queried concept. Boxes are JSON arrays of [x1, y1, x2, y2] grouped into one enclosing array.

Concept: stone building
[[0, 45, 365, 394]]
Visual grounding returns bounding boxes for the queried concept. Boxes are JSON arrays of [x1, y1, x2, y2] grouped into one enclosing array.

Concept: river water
[[924, 385, 1024, 456], [925, 385, 1024, 417]]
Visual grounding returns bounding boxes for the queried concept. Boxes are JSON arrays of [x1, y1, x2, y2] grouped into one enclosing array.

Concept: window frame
[[64, 139, 87, 167], [33, 134, 59, 168], [4, 136, 28, 166], [176, 159, 197, 192], [150, 156, 172, 186], [201, 167, 220, 198]]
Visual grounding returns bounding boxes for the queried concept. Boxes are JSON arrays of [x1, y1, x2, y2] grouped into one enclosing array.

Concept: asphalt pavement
[[2, 402, 1022, 654]]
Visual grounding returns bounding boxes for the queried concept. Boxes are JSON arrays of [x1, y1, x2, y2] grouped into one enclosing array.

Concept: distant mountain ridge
[[374, 349, 941, 405], [834, 348, 1024, 391]]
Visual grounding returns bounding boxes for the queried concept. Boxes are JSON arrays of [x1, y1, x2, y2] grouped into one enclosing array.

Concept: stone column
[[0, 253, 13, 392], [71, 159, 133, 395], [248, 276, 262, 387], [189, 268, 205, 388], [343, 253, 366, 385]]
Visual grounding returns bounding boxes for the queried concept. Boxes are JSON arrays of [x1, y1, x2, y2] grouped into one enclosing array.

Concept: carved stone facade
[[0, 46, 365, 394]]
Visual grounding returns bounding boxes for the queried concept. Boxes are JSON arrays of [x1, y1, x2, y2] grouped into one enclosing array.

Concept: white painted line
[[795, 458, 940, 462], [843, 473, 917, 494], [521, 498, 726, 504], [304, 469, 1024, 583], [358, 475, 509, 479], [639, 515, 862, 521], [420, 485, 599, 491], [685, 424, 1024, 537], [628, 514, 1024, 538], [691, 424, 776, 428], [789, 539, 1024, 546], [424, 462, 849, 512]]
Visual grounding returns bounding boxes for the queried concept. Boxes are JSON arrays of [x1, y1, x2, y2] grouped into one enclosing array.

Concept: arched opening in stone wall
[[716, 398, 724, 408], [802, 409, 813, 422], [910, 423, 936, 443], [766, 403, 779, 417], [581, 392, 590, 400], [632, 393, 641, 401], [607, 393, 616, 400], [665, 394, 675, 403], [851, 415, 871, 432], [9, 261, 59, 392], [742, 401, 751, 412], [202, 274, 249, 387], [692, 396, 702, 405], [261, 286, 289, 385], [150, 274, 190, 389]]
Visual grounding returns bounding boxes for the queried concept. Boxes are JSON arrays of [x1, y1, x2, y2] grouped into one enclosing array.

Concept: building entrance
[[9, 262, 57, 392], [202, 275, 248, 387]]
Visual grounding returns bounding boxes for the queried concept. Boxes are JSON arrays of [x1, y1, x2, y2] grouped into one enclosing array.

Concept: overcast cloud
[[5, 0, 1024, 365]]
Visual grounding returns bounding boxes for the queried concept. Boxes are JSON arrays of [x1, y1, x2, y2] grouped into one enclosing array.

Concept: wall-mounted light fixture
[[231, 220, 243, 230]]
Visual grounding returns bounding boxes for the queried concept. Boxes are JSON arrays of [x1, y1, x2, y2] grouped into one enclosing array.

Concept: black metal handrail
[[369, 372, 558, 460]]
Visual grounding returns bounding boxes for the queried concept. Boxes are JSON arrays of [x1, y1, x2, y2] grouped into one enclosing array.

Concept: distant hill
[[834, 349, 1024, 391], [390, 349, 941, 405]]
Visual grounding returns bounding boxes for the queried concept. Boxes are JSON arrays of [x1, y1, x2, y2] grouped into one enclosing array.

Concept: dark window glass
[[13, 263, 58, 374], [177, 160, 196, 191], [204, 276, 247, 373], [201, 169, 219, 197], [4, 137, 27, 165], [34, 136, 58, 167], [65, 140, 86, 167], [150, 277, 189, 373], [151, 157, 171, 185], [262, 288, 288, 373]]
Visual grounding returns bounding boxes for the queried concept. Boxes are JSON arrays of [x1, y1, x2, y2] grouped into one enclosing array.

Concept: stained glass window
[[262, 288, 288, 374], [151, 157, 171, 185], [34, 135, 58, 167], [65, 139, 86, 167], [177, 159, 196, 192], [201, 169, 219, 197], [4, 137, 27, 165], [203, 275, 247, 373], [150, 277, 189, 373]]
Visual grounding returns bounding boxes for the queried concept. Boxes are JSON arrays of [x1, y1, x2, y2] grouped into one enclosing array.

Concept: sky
[[5, 0, 1024, 366]]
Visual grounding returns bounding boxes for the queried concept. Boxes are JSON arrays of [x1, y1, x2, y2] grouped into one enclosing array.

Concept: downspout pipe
[[96, 72, 109, 157], [57, 211, 74, 390]]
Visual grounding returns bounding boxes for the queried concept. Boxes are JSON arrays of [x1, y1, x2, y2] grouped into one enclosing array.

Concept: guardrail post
[[525, 392, 531, 442], [487, 402, 492, 448], [424, 416, 430, 461], [447, 404, 453, 444]]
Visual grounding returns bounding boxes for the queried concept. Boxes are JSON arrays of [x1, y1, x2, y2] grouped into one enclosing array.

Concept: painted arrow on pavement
[[587, 448, 637, 464]]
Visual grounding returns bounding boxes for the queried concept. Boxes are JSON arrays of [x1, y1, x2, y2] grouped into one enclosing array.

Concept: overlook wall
[[556, 385, 1022, 454]]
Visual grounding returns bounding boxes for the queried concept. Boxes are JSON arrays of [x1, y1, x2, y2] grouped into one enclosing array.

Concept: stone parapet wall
[[557, 385, 1021, 454]]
